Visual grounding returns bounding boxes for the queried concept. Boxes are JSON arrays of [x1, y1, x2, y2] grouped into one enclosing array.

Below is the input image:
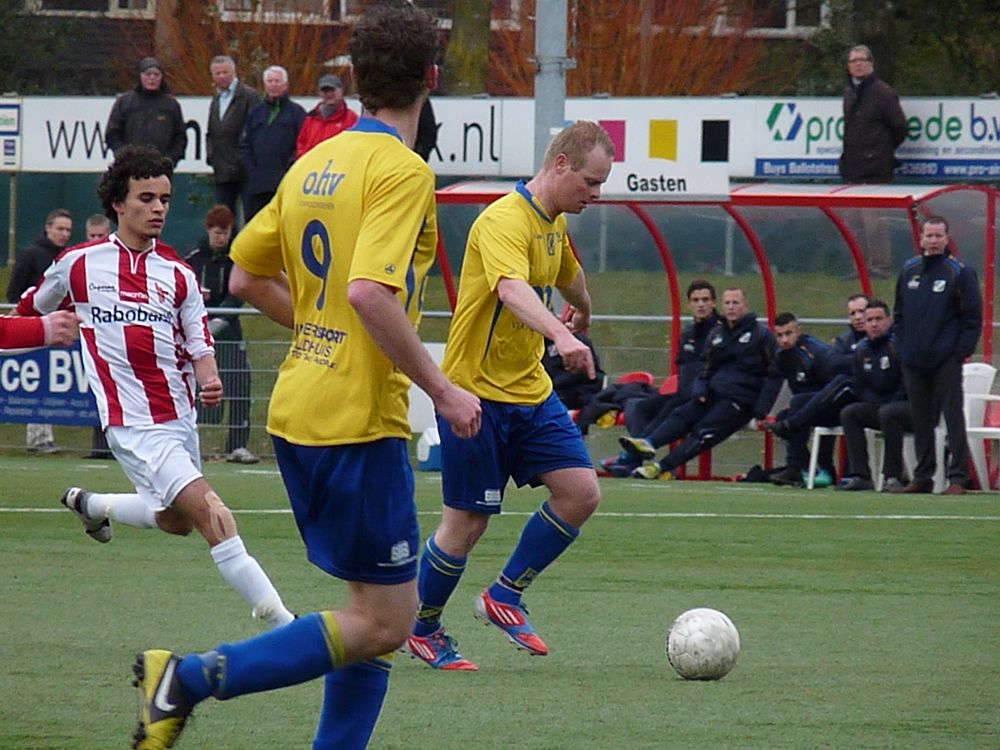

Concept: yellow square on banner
[[648, 120, 677, 161]]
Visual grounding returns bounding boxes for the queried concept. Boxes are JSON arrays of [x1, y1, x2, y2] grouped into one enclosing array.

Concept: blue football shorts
[[438, 391, 592, 514], [272, 436, 419, 585]]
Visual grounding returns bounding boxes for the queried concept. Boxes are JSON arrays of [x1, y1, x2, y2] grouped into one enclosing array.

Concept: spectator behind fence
[[207, 55, 258, 223], [17, 145, 294, 636], [891, 215, 982, 494], [6, 207, 73, 455], [602, 279, 721, 477], [839, 44, 907, 279], [542, 330, 605, 410], [84, 213, 114, 459], [239, 64, 306, 220], [105, 57, 187, 166], [185, 204, 259, 464], [765, 312, 842, 488], [295, 73, 358, 159], [835, 299, 912, 492], [627, 287, 781, 480]]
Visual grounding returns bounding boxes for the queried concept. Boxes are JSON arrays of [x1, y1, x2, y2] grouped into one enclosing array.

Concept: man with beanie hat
[[105, 56, 187, 166], [294, 73, 358, 159]]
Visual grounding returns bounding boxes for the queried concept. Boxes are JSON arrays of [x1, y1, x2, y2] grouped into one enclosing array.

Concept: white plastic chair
[[806, 362, 994, 491], [805, 426, 879, 489], [961, 362, 999, 489]]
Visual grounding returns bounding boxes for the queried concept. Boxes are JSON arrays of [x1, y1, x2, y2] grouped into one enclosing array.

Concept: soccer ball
[[665, 607, 740, 680]]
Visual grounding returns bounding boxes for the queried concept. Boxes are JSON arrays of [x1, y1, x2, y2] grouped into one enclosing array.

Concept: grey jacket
[[207, 81, 258, 184]]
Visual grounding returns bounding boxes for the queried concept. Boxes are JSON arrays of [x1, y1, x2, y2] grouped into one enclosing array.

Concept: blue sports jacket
[[691, 313, 781, 417], [893, 252, 982, 370], [852, 333, 906, 404], [772, 334, 838, 396]]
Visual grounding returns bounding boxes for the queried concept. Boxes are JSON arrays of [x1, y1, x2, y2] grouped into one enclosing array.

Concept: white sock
[[87, 492, 157, 528], [209, 535, 294, 627]]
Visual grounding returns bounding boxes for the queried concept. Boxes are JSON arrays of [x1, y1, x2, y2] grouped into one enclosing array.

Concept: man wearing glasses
[[840, 44, 908, 278]]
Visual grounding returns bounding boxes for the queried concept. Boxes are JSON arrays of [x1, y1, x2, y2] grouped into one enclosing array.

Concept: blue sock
[[413, 536, 467, 637], [488, 501, 579, 605], [177, 611, 344, 702], [312, 656, 391, 750]]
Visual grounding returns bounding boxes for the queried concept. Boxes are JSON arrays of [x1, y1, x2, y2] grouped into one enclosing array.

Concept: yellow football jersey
[[442, 181, 581, 405], [231, 118, 437, 445]]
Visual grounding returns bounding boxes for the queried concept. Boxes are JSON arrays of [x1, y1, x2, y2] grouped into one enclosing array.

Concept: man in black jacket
[[207, 55, 257, 222], [238, 65, 306, 220], [836, 300, 911, 491], [767, 313, 842, 488], [892, 216, 982, 494], [6, 208, 73, 454], [839, 45, 908, 278], [629, 288, 780, 480], [105, 57, 187, 166], [602, 279, 719, 476]]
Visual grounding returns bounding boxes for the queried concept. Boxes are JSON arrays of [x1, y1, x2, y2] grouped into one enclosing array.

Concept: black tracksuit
[[772, 334, 841, 471], [840, 333, 911, 481], [651, 313, 779, 473], [623, 311, 722, 437], [894, 251, 982, 485]]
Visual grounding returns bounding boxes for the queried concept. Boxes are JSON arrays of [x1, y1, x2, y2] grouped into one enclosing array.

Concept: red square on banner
[[598, 119, 625, 162]]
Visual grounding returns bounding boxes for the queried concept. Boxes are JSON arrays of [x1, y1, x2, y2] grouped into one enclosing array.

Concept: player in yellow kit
[[406, 120, 614, 671], [129, 3, 480, 748]]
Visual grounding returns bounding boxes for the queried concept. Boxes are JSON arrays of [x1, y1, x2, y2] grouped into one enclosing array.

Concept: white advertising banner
[[17, 95, 1000, 181], [752, 97, 1000, 180]]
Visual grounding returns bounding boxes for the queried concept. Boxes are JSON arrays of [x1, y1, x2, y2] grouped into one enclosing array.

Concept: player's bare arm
[[557, 269, 592, 334], [347, 278, 481, 438], [496, 276, 596, 379], [229, 266, 294, 329], [193, 354, 224, 408]]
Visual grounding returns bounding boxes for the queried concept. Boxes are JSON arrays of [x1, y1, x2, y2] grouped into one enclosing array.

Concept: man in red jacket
[[295, 74, 359, 159]]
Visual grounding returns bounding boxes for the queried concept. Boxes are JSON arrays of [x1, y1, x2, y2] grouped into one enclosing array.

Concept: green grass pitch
[[1, 455, 998, 749]]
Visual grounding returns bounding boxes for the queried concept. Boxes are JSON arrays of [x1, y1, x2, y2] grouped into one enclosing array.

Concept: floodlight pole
[[533, 0, 574, 173]]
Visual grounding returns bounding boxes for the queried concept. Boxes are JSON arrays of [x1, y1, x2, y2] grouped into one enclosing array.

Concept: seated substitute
[[602, 278, 721, 476], [626, 287, 781, 480], [542, 330, 605, 410], [767, 312, 843, 488], [833, 293, 870, 365], [835, 299, 912, 491]]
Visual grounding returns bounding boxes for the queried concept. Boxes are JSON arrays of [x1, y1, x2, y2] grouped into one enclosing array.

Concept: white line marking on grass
[[4, 508, 998, 521]]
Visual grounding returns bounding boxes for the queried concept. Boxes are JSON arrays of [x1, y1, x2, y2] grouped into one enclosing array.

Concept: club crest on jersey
[[738, 331, 752, 344], [546, 232, 556, 256], [907, 276, 920, 290], [932, 279, 947, 292], [154, 283, 169, 303]]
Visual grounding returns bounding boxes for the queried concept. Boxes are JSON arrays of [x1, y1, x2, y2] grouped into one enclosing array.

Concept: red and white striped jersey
[[16, 234, 215, 428]]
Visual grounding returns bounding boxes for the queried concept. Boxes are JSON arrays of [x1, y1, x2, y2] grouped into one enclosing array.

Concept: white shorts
[[105, 410, 203, 509]]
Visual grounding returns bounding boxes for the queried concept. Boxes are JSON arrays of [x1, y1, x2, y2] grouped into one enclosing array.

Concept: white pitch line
[[3, 507, 998, 521]]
